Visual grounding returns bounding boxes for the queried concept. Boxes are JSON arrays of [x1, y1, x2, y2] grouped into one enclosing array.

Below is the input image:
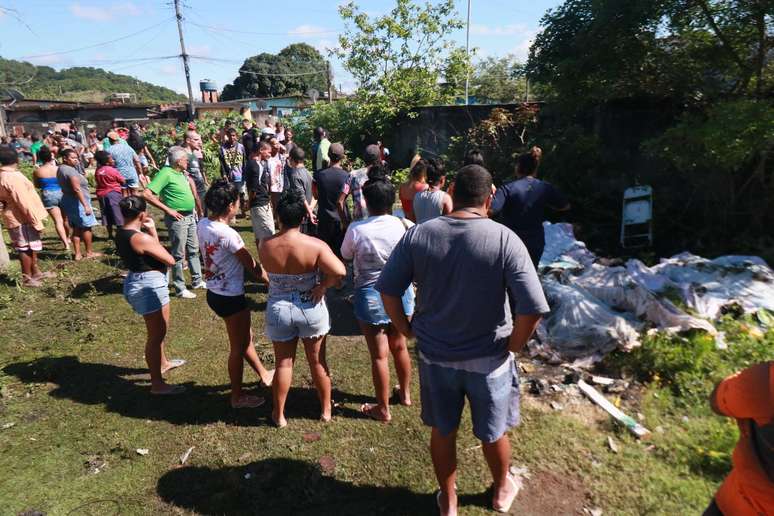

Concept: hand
[[310, 283, 327, 304], [84, 205, 93, 216], [168, 209, 184, 221], [309, 213, 318, 226]]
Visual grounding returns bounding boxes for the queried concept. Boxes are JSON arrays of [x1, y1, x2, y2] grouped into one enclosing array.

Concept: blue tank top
[[38, 176, 61, 191]]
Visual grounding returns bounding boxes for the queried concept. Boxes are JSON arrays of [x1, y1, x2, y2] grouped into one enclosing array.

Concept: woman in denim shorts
[[116, 195, 186, 395], [33, 147, 70, 251], [258, 189, 346, 428], [341, 169, 415, 422]]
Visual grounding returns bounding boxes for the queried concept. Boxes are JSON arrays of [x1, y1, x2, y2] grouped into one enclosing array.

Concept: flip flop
[[151, 384, 186, 395], [493, 472, 520, 513], [231, 395, 265, 409], [360, 403, 391, 423], [271, 414, 288, 428], [392, 385, 412, 406], [436, 491, 458, 516], [161, 359, 186, 374]]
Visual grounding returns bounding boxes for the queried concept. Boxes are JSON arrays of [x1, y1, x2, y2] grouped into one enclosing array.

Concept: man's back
[[314, 166, 349, 222], [376, 216, 547, 362]]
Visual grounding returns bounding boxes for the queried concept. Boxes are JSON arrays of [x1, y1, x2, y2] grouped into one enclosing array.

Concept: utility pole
[[326, 61, 333, 103], [464, 0, 471, 106], [174, 0, 195, 120]]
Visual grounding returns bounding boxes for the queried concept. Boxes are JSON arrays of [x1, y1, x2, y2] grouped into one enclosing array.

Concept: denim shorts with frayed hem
[[354, 284, 414, 326], [418, 353, 520, 443], [124, 271, 169, 316], [265, 292, 330, 342]]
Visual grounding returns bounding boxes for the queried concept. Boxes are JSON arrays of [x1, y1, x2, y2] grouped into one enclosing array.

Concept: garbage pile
[[530, 223, 774, 364]]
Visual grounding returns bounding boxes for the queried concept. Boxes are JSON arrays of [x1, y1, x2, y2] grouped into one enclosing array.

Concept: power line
[[189, 56, 328, 77], [16, 18, 175, 60], [187, 20, 340, 37]]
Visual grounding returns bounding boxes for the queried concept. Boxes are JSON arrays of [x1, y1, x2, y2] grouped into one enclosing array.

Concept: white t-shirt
[[341, 214, 414, 289], [197, 218, 246, 296], [268, 155, 284, 193]]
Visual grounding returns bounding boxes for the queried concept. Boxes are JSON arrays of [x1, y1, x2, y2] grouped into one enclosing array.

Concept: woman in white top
[[198, 179, 275, 409], [341, 168, 415, 422], [413, 158, 452, 224]]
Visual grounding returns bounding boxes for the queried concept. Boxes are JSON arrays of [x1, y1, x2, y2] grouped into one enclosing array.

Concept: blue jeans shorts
[[41, 189, 63, 209], [265, 292, 330, 342], [124, 271, 170, 316], [61, 195, 98, 228], [354, 284, 414, 326], [418, 352, 520, 443]]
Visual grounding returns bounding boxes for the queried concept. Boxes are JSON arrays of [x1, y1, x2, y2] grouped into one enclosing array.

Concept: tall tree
[[470, 55, 528, 103], [335, 0, 469, 130], [527, 0, 773, 104], [220, 44, 328, 100]]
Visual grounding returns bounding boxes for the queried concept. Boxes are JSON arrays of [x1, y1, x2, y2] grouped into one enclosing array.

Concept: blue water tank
[[199, 79, 218, 92]]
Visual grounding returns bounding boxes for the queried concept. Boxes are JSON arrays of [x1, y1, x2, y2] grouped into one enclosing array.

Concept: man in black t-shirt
[[312, 142, 349, 256], [241, 119, 259, 157]]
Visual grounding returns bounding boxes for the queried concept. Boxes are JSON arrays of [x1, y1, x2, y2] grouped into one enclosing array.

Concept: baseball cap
[[364, 144, 380, 165]]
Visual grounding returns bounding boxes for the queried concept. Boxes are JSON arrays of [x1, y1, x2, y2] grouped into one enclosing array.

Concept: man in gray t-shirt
[[376, 165, 548, 515]]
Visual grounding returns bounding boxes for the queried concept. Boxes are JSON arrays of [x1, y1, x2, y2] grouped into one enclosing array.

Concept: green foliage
[[470, 55, 528, 103], [608, 317, 774, 405], [445, 106, 540, 184], [0, 57, 185, 103], [220, 44, 328, 101], [527, 0, 773, 105]]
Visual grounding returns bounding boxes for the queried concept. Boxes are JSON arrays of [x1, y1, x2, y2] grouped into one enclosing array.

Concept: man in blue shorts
[[376, 164, 549, 515]]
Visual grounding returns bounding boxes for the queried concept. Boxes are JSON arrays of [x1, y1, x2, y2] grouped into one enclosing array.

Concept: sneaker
[[177, 289, 197, 299], [191, 281, 207, 290]]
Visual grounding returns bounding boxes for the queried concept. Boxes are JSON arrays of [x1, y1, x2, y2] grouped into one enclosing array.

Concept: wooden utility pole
[[174, 0, 195, 120], [464, 0, 471, 105]]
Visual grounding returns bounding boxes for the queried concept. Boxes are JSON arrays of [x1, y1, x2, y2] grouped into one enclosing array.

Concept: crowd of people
[[0, 116, 767, 516]]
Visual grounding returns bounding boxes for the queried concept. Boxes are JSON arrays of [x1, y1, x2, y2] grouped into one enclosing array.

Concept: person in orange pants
[[707, 362, 774, 515]]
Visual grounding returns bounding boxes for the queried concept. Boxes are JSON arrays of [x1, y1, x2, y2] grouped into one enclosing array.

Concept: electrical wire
[[186, 20, 340, 37], [16, 17, 176, 60], [189, 56, 328, 77]]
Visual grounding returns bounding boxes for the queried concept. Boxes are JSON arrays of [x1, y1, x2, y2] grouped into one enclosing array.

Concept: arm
[[310, 244, 346, 303], [188, 176, 203, 217], [144, 147, 157, 169], [70, 176, 92, 215], [336, 191, 349, 225], [383, 294, 413, 338], [508, 314, 543, 353], [143, 188, 182, 220], [234, 247, 268, 283], [312, 182, 319, 200], [132, 232, 175, 266], [305, 199, 318, 225], [218, 148, 229, 179], [133, 153, 143, 176], [441, 193, 454, 215]]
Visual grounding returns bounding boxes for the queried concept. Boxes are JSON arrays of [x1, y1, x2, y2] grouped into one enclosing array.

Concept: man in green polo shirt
[[143, 146, 205, 299]]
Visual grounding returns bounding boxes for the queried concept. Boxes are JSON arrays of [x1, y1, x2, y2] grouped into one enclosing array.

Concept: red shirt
[[95, 166, 125, 197]]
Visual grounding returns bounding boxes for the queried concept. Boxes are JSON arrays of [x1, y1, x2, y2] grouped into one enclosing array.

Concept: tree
[[470, 55, 527, 103], [220, 44, 328, 100], [527, 0, 773, 104], [334, 0, 470, 137]]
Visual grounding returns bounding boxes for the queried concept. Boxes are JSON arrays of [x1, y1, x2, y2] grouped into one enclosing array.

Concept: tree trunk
[[0, 221, 9, 271]]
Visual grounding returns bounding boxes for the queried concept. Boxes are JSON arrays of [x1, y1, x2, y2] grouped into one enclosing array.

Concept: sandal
[[161, 359, 186, 374], [493, 471, 520, 513]]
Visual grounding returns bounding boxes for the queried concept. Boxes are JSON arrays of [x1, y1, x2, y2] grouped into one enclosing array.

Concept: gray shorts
[[250, 204, 275, 241], [418, 353, 520, 443], [265, 292, 330, 342]]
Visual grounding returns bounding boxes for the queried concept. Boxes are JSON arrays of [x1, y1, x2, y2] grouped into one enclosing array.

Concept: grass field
[[0, 215, 731, 515]]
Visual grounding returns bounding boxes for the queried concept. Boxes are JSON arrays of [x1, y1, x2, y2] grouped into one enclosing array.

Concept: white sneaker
[[177, 289, 197, 299], [191, 281, 207, 290]]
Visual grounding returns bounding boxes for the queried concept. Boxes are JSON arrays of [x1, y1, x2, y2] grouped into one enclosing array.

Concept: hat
[[106, 130, 120, 141], [329, 142, 345, 160], [364, 144, 380, 165]]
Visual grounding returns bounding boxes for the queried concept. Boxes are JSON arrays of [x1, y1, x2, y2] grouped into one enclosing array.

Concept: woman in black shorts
[[197, 179, 275, 409]]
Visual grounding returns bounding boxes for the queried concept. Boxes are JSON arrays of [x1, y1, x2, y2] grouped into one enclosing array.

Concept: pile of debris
[[530, 223, 774, 364]]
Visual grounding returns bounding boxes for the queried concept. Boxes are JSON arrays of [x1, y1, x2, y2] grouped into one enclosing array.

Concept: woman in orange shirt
[[708, 362, 774, 515]]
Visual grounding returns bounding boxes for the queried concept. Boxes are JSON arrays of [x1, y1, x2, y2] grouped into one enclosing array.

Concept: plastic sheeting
[[532, 223, 774, 362]]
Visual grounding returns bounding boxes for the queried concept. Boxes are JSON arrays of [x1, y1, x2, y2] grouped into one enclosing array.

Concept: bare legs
[[223, 309, 273, 407], [143, 304, 178, 394], [47, 207, 70, 250], [430, 429, 516, 516], [360, 322, 412, 421], [71, 227, 100, 261], [19, 250, 41, 286], [271, 335, 331, 427]]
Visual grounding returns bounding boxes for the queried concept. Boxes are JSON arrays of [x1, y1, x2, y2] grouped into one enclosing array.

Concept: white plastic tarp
[[532, 223, 774, 362]]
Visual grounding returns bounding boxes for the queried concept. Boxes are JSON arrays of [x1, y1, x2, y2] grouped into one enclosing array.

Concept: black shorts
[[206, 290, 247, 318]]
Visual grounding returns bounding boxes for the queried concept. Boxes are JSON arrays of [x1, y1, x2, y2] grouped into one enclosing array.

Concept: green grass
[[0, 216, 735, 515]]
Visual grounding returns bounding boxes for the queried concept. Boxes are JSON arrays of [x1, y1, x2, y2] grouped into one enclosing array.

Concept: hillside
[[0, 57, 185, 103]]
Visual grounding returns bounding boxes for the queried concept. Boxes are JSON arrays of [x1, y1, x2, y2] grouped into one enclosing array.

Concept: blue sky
[[0, 0, 562, 96]]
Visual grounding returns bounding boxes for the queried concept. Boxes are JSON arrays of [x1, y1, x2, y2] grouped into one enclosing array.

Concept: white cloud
[[68, 2, 142, 22], [469, 23, 531, 37], [289, 25, 329, 36], [510, 28, 540, 61]]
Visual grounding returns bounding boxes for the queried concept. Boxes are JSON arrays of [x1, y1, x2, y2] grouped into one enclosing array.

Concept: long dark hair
[[127, 127, 144, 152]]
